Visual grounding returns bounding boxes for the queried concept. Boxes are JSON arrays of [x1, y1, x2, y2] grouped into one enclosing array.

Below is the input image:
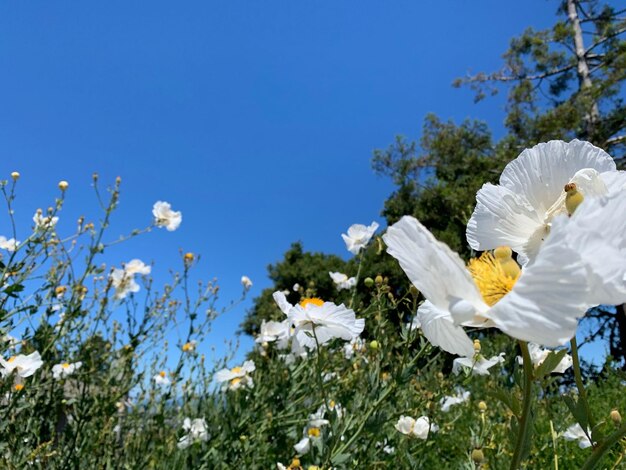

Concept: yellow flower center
[[231, 366, 242, 374], [7, 356, 15, 363], [14, 383, 24, 391], [62, 363, 70, 369], [307, 427, 321, 438], [182, 342, 193, 352], [467, 251, 519, 306], [230, 377, 242, 387], [299, 298, 324, 308], [159, 371, 166, 378]]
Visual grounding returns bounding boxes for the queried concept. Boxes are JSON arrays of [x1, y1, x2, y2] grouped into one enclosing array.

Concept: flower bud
[[184, 252, 194, 264], [471, 448, 485, 464], [375, 275, 383, 285], [364, 277, 374, 288], [58, 180, 69, 191], [409, 285, 419, 296], [369, 340, 379, 350], [473, 339, 481, 354], [10, 172, 19, 181], [611, 409, 622, 426], [478, 401, 487, 413]]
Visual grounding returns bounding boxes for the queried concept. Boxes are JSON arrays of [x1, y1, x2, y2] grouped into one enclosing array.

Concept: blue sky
[[3, 1, 603, 364]]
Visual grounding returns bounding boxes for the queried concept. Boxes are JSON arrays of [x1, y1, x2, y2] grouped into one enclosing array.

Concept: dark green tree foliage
[[372, 115, 503, 257]]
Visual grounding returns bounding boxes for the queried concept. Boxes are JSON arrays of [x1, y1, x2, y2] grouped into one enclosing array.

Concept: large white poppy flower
[[342, 221, 379, 255], [384, 214, 592, 348], [255, 319, 289, 346], [452, 353, 505, 376], [287, 298, 364, 349], [0, 351, 43, 378], [467, 140, 625, 264]]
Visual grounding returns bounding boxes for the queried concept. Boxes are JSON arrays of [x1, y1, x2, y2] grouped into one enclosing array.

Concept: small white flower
[[241, 276, 253, 290], [292, 283, 301, 292], [395, 415, 437, 439], [152, 201, 182, 231], [52, 361, 82, 380], [516, 343, 573, 374], [562, 423, 593, 449], [440, 389, 470, 412], [214, 360, 255, 391], [329, 272, 356, 290], [153, 371, 171, 386], [124, 259, 151, 276], [287, 298, 365, 350], [452, 353, 505, 376], [0, 236, 18, 252], [0, 351, 43, 378], [343, 337, 365, 359], [177, 418, 209, 449], [33, 211, 58, 230], [342, 221, 379, 255], [256, 320, 289, 346], [294, 436, 311, 455]]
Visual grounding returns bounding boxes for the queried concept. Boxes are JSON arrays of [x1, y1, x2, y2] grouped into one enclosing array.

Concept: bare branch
[[586, 26, 626, 54]]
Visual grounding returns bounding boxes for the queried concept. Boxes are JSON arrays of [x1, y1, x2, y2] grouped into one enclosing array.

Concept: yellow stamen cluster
[[299, 298, 324, 308], [467, 251, 519, 306], [182, 342, 194, 352], [62, 363, 70, 369], [14, 383, 24, 392], [307, 427, 321, 438], [159, 371, 167, 378], [230, 377, 242, 387]]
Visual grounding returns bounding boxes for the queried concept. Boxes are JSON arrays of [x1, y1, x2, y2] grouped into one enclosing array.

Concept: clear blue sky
[[3, 1, 600, 365]]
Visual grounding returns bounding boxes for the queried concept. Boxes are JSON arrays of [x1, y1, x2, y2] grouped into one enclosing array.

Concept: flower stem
[[510, 341, 534, 470], [570, 336, 596, 431], [349, 250, 365, 309]]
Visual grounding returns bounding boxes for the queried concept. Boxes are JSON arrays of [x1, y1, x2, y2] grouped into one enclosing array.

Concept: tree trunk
[[615, 304, 626, 369], [567, 0, 600, 134]]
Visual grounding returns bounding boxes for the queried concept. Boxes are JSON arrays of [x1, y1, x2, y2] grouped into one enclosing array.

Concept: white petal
[[272, 291, 293, 315], [416, 301, 474, 357], [486, 218, 589, 347], [384, 216, 486, 314], [467, 183, 544, 254], [499, 140, 615, 216]]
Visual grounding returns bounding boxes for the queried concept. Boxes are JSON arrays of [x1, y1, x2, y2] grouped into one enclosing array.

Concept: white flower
[[110, 259, 151, 300], [52, 361, 82, 380], [124, 259, 151, 276], [516, 343, 572, 374], [467, 140, 625, 265], [342, 221, 379, 255], [0, 351, 43, 378], [395, 416, 437, 439], [292, 283, 301, 292], [214, 360, 255, 391], [241, 276, 253, 290], [255, 320, 289, 346], [562, 423, 593, 449], [152, 201, 182, 231], [177, 418, 209, 449], [383, 205, 626, 347], [153, 371, 171, 386], [440, 390, 470, 412], [452, 353, 505, 376], [0, 236, 18, 252], [294, 436, 311, 455], [329, 272, 356, 290], [343, 337, 365, 359], [33, 211, 58, 230], [287, 298, 364, 350]]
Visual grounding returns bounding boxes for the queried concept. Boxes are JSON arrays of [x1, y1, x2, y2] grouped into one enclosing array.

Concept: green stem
[[581, 422, 626, 470], [510, 341, 534, 470], [570, 336, 596, 430], [349, 250, 365, 309]]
